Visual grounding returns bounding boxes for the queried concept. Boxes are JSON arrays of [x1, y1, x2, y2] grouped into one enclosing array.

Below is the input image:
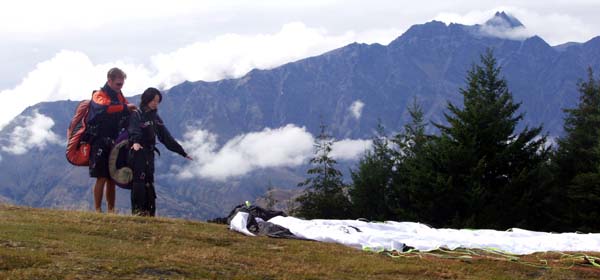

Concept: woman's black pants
[[130, 148, 156, 216]]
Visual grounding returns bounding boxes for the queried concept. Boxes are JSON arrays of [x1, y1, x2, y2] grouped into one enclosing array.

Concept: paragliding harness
[[209, 202, 300, 239], [108, 109, 162, 190], [66, 89, 128, 167], [108, 128, 133, 189], [65, 91, 96, 166]]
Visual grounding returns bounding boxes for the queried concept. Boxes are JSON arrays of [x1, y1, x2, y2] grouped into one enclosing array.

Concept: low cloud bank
[[173, 124, 371, 181], [1, 110, 62, 155]]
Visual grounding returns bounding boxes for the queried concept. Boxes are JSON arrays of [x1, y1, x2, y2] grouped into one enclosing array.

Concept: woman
[[128, 87, 192, 216]]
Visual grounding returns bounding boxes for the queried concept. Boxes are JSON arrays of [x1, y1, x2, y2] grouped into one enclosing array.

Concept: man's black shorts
[[89, 137, 113, 178]]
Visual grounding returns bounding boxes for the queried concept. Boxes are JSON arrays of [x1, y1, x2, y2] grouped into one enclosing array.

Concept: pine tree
[[554, 68, 600, 231], [388, 98, 430, 220], [392, 97, 428, 159], [349, 121, 395, 221], [295, 124, 351, 219], [410, 50, 550, 229]]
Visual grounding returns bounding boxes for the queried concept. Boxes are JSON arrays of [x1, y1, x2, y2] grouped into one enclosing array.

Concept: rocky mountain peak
[[485, 11, 524, 29]]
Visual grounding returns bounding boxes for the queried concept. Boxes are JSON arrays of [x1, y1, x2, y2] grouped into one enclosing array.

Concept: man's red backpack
[[66, 98, 91, 166]]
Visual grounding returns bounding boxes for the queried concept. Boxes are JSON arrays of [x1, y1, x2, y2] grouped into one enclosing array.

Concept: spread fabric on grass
[[227, 205, 600, 255]]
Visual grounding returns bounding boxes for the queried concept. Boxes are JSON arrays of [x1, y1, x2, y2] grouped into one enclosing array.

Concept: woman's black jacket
[[128, 108, 187, 158]]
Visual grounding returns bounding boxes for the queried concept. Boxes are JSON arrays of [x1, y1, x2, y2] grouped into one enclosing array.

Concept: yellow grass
[[1, 204, 599, 279]]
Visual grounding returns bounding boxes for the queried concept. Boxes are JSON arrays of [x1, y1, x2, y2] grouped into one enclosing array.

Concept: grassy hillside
[[1, 204, 599, 279]]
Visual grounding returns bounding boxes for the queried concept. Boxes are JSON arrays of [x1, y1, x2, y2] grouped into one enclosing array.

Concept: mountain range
[[1, 12, 599, 219]]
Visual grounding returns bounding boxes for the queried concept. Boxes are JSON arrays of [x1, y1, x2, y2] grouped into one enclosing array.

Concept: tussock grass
[[1, 204, 599, 279]]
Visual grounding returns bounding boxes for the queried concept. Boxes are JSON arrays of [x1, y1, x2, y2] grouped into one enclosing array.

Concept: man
[[87, 68, 136, 213]]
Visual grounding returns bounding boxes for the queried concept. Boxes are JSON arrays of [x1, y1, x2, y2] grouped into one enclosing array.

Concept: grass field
[[1, 204, 599, 279]]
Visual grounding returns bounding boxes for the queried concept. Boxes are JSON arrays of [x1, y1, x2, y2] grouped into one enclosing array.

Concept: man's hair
[[107, 67, 127, 80]]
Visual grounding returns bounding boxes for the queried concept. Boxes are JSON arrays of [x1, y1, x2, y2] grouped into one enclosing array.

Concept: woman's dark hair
[[139, 87, 162, 109]]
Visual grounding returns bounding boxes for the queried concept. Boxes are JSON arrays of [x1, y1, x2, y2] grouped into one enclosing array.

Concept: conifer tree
[[394, 98, 427, 159], [388, 98, 430, 220], [409, 50, 549, 229], [295, 124, 351, 219], [554, 69, 600, 231], [349, 121, 394, 220]]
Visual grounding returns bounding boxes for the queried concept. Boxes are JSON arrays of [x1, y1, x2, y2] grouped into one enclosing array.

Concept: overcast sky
[[1, 0, 600, 129]]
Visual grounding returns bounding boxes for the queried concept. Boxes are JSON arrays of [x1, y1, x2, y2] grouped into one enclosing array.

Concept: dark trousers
[[89, 137, 113, 178], [130, 148, 156, 216]]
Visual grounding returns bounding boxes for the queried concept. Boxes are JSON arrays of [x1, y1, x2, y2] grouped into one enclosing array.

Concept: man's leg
[[93, 177, 107, 213], [106, 180, 116, 213]]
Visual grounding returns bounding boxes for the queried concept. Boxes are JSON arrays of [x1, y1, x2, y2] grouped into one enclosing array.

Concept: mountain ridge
[[1, 13, 600, 219]]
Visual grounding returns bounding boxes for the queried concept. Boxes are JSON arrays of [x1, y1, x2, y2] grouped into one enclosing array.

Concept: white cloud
[[172, 124, 370, 181], [330, 139, 372, 161], [0, 22, 375, 129], [150, 22, 356, 88], [175, 124, 314, 181], [349, 100, 365, 120], [0, 50, 153, 130], [433, 6, 595, 45], [514, 11, 594, 45], [1, 110, 62, 155], [4, 1, 599, 45], [3, 2, 600, 129], [435, 10, 499, 26], [479, 25, 531, 41], [434, 8, 532, 41], [0, 0, 213, 34]]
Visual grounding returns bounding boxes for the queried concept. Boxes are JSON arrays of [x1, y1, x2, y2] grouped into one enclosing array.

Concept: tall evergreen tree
[[409, 50, 550, 229], [388, 98, 430, 220], [295, 124, 351, 219], [554, 69, 600, 231], [349, 121, 395, 221], [396, 98, 428, 158]]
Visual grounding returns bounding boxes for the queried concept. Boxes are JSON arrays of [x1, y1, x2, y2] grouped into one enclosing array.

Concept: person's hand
[[185, 155, 193, 161], [127, 103, 137, 111], [132, 143, 143, 151]]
